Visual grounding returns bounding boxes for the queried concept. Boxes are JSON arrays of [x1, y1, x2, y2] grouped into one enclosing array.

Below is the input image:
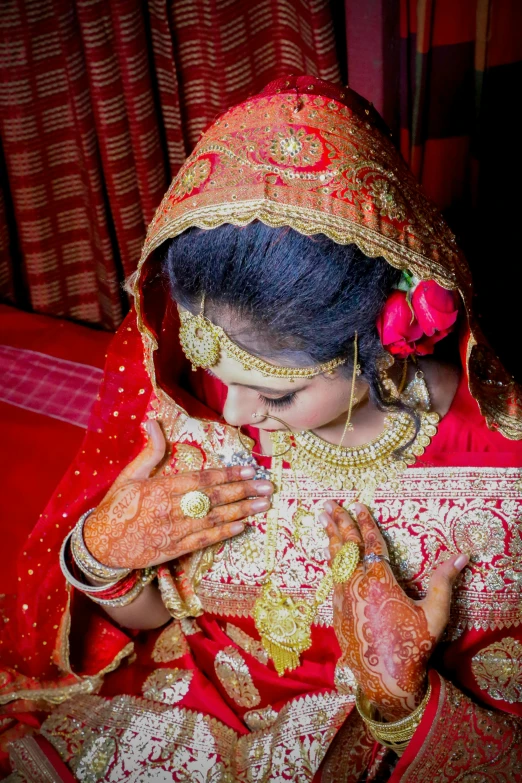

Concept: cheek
[[285, 389, 348, 429]]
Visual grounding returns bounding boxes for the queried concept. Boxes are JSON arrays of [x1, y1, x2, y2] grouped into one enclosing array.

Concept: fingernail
[[145, 420, 153, 435], [351, 502, 364, 514], [231, 522, 245, 533], [254, 481, 274, 495], [319, 512, 330, 528], [252, 498, 271, 512], [454, 554, 469, 570], [323, 546, 331, 559], [240, 466, 256, 478], [323, 500, 334, 513]]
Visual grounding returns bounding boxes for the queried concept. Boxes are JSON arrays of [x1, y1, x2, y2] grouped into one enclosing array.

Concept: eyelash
[[258, 392, 297, 410]]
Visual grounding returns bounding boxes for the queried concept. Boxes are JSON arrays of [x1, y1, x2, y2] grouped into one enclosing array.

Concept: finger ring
[[331, 541, 360, 584], [180, 490, 211, 519], [363, 553, 391, 566]]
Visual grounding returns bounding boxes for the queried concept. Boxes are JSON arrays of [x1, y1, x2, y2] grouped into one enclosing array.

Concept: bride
[[1, 74, 521, 782]]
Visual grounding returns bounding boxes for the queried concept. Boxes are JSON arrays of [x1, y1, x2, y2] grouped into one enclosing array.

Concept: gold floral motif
[[234, 691, 353, 781], [172, 442, 205, 472], [142, 668, 193, 705], [180, 617, 199, 635], [471, 637, 522, 703], [370, 179, 406, 221], [225, 623, 268, 664], [214, 646, 261, 708], [39, 694, 237, 781], [151, 621, 189, 663], [171, 158, 211, 199], [243, 705, 278, 731], [18, 690, 356, 783], [399, 673, 522, 782], [321, 709, 375, 783], [269, 127, 322, 167], [198, 467, 522, 639]]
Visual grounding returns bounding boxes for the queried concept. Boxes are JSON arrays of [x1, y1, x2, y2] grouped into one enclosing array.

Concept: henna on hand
[[83, 421, 273, 570], [323, 501, 465, 721]]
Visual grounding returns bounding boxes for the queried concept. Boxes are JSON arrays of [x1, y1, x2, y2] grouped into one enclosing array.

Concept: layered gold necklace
[[280, 372, 439, 502], [253, 370, 440, 675]]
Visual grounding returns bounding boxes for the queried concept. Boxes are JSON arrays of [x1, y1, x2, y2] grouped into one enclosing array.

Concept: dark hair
[[162, 221, 409, 419]]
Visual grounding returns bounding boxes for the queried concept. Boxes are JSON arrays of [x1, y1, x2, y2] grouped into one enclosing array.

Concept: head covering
[[134, 73, 521, 440]]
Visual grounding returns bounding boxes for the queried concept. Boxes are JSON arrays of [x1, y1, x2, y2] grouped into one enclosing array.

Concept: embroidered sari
[[1, 75, 522, 782]]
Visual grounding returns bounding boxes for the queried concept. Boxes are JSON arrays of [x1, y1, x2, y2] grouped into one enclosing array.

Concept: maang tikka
[[178, 294, 346, 380]]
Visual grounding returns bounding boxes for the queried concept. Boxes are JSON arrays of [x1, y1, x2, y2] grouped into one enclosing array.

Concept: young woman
[[1, 75, 521, 782]]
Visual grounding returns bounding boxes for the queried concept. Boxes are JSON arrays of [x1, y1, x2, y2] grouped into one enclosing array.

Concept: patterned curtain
[[0, 0, 340, 330], [344, 0, 522, 378]]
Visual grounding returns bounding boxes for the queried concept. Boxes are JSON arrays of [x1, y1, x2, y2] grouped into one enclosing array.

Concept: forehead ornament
[[178, 296, 346, 380]]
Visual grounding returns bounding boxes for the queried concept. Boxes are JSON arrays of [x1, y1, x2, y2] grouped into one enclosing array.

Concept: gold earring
[[338, 332, 361, 448]]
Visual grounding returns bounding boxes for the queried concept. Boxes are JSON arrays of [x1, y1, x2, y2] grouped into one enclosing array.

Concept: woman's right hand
[[83, 420, 273, 570]]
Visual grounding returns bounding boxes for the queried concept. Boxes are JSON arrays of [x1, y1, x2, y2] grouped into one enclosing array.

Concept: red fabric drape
[[0, 0, 340, 329], [343, 0, 522, 380]]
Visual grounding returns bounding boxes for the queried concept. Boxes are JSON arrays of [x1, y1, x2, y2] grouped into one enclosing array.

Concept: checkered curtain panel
[[0, 0, 340, 329], [345, 0, 522, 379]]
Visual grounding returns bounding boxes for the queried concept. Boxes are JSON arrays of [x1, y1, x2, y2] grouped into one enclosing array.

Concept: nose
[[222, 386, 258, 427]]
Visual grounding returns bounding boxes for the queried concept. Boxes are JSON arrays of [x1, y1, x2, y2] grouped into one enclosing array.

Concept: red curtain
[[0, 0, 340, 330], [344, 0, 522, 379]]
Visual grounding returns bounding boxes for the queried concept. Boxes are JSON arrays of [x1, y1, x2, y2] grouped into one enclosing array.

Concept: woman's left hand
[[322, 501, 468, 721]]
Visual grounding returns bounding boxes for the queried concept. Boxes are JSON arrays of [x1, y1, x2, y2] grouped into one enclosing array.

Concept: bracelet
[[355, 681, 432, 756], [60, 532, 121, 593], [88, 567, 157, 607], [70, 508, 131, 583], [60, 533, 157, 606]]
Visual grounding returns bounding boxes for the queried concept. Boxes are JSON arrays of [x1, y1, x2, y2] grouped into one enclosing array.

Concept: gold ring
[[179, 490, 211, 519], [331, 541, 360, 584]]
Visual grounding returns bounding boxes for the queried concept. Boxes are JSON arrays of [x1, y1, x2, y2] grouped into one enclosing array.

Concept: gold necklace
[[252, 371, 439, 675], [273, 372, 439, 503], [253, 449, 336, 676]]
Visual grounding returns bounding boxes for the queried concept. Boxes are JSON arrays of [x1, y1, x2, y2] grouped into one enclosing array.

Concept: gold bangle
[[71, 508, 131, 583], [88, 568, 157, 607], [355, 681, 432, 756]]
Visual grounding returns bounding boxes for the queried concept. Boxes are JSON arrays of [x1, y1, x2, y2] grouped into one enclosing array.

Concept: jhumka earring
[[338, 332, 362, 447]]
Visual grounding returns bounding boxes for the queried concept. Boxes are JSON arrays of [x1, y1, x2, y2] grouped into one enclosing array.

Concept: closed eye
[[258, 392, 297, 410]]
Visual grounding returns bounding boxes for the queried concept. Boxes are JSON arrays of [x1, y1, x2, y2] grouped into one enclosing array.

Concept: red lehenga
[[1, 75, 522, 782]]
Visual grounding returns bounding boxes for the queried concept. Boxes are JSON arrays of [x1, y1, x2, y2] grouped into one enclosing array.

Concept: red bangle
[[92, 570, 140, 600]]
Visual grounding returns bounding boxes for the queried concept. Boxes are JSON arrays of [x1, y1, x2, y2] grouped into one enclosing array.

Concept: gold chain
[[253, 447, 335, 675], [274, 373, 439, 503]]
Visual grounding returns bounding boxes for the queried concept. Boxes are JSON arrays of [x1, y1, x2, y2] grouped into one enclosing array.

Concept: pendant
[[253, 581, 314, 675], [292, 504, 315, 542]]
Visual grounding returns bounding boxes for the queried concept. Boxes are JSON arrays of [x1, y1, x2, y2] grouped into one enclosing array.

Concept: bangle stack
[[59, 510, 157, 608], [70, 508, 131, 583], [355, 681, 432, 756]]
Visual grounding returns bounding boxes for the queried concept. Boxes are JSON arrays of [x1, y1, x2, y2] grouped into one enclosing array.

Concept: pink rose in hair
[[377, 279, 459, 357]]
